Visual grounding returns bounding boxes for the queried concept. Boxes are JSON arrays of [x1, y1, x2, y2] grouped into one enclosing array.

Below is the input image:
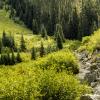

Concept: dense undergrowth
[[0, 65, 91, 100], [0, 48, 92, 100], [79, 29, 100, 53]]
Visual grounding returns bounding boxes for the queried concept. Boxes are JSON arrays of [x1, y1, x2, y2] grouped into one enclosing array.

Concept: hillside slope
[[0, 10, 32, 35], [0, 7, 100, 100], [0, 10, 47, 50]]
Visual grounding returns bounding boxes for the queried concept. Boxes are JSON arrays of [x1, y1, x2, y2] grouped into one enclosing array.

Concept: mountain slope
[[0, 10, 32, 35]]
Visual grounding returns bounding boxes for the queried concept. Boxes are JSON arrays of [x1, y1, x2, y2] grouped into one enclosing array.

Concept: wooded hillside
[[5, 0, 100, 39]]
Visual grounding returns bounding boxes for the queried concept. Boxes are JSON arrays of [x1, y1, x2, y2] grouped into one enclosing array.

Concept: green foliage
[[20, 34, 26, 52], [40, 41, 45, 57], [31, 47, 36, 60], [11, 50, 16, 65], [16, 50, 22, 63], [0, 39, 2, 53], [56, 33, 63, 50], [79, 29, 100, 53], [55, 24, 65, 42], [1, 31, 16, 50], [32, 19, 38, 34], [7, 0, 100, 39], [35, 49, 79, 74], [39, 70, 91, 100], [0, 10, 32, 34], [40, 24, 48, 39], [0, 66, 91, 100]]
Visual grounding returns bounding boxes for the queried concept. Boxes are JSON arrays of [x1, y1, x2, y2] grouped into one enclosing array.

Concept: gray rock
[[91, 94, 100, 100], [80, 95, 93, 100], [85, 72, 97, 84], [91, 82, 98, 88], [90, 63, 98, 71]]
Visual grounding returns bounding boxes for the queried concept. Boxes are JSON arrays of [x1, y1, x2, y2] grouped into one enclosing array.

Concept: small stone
[[90, 63, 97, 70], [80, 95, 93, 100], [91, 82, 98, 88]]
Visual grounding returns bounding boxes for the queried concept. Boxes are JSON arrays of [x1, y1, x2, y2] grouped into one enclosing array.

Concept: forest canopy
[[3, 0, 100, 39]]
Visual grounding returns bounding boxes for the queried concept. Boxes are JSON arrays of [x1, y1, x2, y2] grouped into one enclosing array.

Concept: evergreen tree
[[11, 50, 16, 65], [0, 53, 4, 65], [0, 39, 2, 53], [10, 35, 16, 51], [0, 53, 8, 65], [55, 24, 65, 42], [9, 7, 15, 19], [0, 56, 1, 65], [16, 50, 22, 63], [40, 41, 45, 57], [2, 31, 7, 47], [20, 34, 26, 52], [56, 32, 63, 50], [40, 24, 48, 39], [7, 52, 11, 65], [32, 19, 39, 34], [69, 8, 79, 39], [31, 47, 36, 60]]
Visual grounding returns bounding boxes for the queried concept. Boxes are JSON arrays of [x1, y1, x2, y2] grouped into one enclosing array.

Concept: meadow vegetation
[[0, 1, 99, 99]]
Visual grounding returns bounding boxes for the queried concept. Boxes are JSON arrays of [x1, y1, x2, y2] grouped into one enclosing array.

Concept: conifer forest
[[0, 0, 100, 100]]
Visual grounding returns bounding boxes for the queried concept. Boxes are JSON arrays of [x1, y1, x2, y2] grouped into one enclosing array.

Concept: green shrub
[[35, 49, 79, 74], [79, 29, 100, 53], [0, 67, 91, 100], [39, 70, 91, 100]]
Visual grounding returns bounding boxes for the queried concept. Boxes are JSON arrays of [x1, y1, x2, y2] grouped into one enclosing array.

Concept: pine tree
[[32, 19, 38, 34], [0, 39, 2, 53], [56, 32, 63, 50], [55, 24, 65, 42], [31, 47, 36, 60], [11, 50, 16, 65], [20, 34, 26, 52], [0, 53, 4, 65], [2, 31, 7, 47], [16, 50, 22, 63], [40, 41, 45, 57], [40, 24, 48, 39], [71, 8, 79, 39], [7, 52, 11, 65], [9, 7, 15, 19], [0, 55, 1, 65], [10, 35, 16, 51]]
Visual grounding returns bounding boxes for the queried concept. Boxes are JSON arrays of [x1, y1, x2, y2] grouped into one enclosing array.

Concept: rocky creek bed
[[76, 50, 100, 100]]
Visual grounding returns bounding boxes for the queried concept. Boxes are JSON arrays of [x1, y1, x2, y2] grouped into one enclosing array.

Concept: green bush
[[0, 67, 91, 100], [79, 29, 100, 53], [39, 70, 91, 100], [35, 49, 79, 74]]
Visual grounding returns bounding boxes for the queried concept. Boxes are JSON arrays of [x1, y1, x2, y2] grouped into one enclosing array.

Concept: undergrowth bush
[[35, 49, 79, 74], [79, 29, 100, 53], [0, 67, 91, 100]]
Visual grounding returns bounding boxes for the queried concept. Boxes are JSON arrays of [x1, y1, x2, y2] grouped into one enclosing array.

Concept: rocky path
[[76, 51, 100, 100]]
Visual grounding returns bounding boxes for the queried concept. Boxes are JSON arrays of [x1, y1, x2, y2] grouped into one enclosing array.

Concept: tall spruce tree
[[7, 52, 11, 65], [0, 39, 2, 53], [55, 24, 65, 42], [11, 50, 16, 65], [56, 32, 63, 50], [16, 50, 22, 63], [40, 24, 48, 39], [31, 47, 36, 60], [2, 31, 7, 47], [40, 41, 45, 57], [20, 34, 26, 52], [10, 35, 16, 51]]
